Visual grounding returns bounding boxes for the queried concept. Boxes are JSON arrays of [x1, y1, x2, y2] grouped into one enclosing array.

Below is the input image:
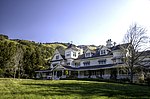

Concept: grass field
[[0, 78, 150, 99]]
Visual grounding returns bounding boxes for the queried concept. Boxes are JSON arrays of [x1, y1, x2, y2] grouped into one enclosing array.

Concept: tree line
[[0, 34, 66, 78]]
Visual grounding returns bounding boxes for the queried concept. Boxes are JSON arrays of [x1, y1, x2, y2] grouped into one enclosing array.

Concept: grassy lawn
[[0, 78, 150, 99]]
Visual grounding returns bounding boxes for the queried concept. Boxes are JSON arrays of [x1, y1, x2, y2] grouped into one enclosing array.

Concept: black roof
[[111, 43, 129, 51], [57, 48, 66, 59], [63, 64, 117, 70], [77, 49, 113, 59], [54, 43, 129, 60], [139, 50, 150, 56], [50, 59, 64, 62]]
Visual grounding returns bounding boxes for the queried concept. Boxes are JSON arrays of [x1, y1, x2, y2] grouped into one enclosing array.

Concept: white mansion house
[[36, 39, 150, 81]]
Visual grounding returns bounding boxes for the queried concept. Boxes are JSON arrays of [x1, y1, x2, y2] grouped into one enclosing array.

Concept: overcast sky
[[0, 0, 150, 45]]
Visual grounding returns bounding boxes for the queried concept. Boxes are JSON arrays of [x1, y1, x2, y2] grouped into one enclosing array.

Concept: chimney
[[106, 39, 112, 48]]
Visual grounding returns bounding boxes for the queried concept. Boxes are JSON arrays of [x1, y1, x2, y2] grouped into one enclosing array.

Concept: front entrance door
[[57, 71, 62, 77]]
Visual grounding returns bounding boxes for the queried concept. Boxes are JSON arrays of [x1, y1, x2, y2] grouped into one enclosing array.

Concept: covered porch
[[52, 64, 129, 80], [35, 69, 52, 79], [35, 64, 129, 80]]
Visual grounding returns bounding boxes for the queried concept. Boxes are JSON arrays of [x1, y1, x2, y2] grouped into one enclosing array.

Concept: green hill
[[0, 34, 67, 78]]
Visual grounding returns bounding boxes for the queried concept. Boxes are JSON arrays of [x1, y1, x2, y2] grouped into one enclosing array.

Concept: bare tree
[[13, 44, 24, 79], [121, 23, 150, 83]]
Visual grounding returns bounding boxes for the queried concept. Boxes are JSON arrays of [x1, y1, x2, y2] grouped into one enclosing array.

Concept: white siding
[[106, 58, 113, 64], [113, 50, 122, 57], [79, 57, 113, 67], [85, 50, 92, 57], [51, 61, 61, 68], [65, 49, 72, 59], [65, 49, 79, 59], [100, 47, 108, 55], [66, 59, 74, 66], [51, 54, 63, 61]]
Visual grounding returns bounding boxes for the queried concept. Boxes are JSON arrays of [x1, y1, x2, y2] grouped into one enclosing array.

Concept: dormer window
[[85, 53, 91, 57], [66, 52, 70, 56], [73, 52, 76, 57], [78, 52, 80, 55], [56, 55, 59, 60], [100, 50, 106, 55]]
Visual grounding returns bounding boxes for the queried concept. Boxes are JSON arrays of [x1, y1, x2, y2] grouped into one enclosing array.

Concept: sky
[[0, 0, 150, 45]]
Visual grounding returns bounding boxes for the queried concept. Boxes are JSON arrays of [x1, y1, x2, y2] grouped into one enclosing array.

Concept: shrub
[[117, 78, 130, 83], [145, 73, 150, 86]]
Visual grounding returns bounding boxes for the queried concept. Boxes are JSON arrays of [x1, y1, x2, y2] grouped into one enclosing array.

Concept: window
[[56, 55, 59, 60], [101, 50, 106, 55], [75, 62, 80, 67], [91, 70, 96, 75], [113, 59, 116, 63], [98, 59, 106, 65], [84, 71, 89, 76], [52, 63, 57, 67], [78, 52, 80, 55], [73, 52, 76, 57], [75, 63, 77, 66], [66, 53, 70, 56], [66, 52, 70, 57], [117, 58, 122, 63], [67, 62, 70, 65], [119, 69, 127, 74], [85, 53, 91, 57], [83, 61, 90, 66]]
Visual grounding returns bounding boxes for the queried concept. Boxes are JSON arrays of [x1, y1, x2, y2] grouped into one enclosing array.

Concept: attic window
[[56, 55, 59, 60], [66, 53, 70, 56], [66, 52, 70, 56], [78, 52, 80, 55], [85, 53, 91, 57], [101, 50, 106, 55], [73, 52, 76, 57]]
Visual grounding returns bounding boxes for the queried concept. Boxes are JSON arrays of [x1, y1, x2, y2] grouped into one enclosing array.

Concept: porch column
[[117, 68, 120, 79], [117, 68, 120, 75], [52, 71, 54, 80], [56, 71, 57, 78], [69, 71, 71, 75], [78, 71, 80, 78], [62, 70, 64, 77]]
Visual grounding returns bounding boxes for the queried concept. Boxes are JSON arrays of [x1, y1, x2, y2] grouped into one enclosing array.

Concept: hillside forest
[[0, 34, 67, 78]]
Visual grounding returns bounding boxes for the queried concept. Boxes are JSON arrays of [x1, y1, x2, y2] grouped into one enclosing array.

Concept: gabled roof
[[139, 50, 150, 56], [50, 48, 65, 61], [111, 43, 129, 51], [84, 47, 96, 54], [77, 48, 112, 59], [66, 44, 79, 51], [57, 48, 65, 59]]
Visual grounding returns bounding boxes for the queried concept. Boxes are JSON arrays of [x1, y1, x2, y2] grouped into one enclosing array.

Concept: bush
[[0, 68, 4, 77], [117, 78, 130, 83], [138, 73, 145, 83], [145, 73, 150, 86]]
